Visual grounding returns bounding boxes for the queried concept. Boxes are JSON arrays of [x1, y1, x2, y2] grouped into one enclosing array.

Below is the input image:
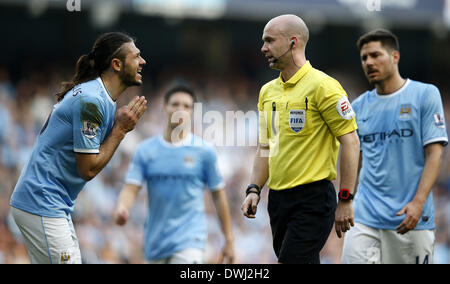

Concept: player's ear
[[391, 50, 400, 65], [111, 58, 123, 72]]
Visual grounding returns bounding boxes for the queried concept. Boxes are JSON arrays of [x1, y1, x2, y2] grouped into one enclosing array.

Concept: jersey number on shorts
[[415, 255, 429, 264]]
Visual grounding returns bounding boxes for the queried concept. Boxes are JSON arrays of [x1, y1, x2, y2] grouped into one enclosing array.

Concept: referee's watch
[[338, 188, 354, 202]]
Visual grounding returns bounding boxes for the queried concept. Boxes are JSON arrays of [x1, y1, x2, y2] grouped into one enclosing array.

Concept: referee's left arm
[[335, 130, 360, 238]]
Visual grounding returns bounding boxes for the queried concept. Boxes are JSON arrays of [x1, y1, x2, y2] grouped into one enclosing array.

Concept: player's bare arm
[[335, 130, 360, 238], [114, 183, 142, 226], [355, 153, 362, 196], [241, 143, 269, 219], [76, 96, 147, 181], [211, 189, 235, 264], [396, 142, 444, 234]]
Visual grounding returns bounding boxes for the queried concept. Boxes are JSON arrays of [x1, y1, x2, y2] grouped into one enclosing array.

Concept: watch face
[[340, 189, 350, 199]]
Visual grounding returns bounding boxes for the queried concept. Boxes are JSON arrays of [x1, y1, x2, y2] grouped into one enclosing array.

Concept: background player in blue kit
[[341, 29, 448, 264], [114, 84, 235, 264], [9, 32, 147, 264]]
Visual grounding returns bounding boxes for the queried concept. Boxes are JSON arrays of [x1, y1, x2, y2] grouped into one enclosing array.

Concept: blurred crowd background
[[0, 0, 450, 264]]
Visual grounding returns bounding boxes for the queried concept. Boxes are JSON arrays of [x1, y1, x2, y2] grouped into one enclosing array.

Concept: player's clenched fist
[[114, 96, 147, 133]]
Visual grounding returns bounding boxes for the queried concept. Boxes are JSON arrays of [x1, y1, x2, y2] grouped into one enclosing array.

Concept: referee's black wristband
[[245, 184, 261, 197]]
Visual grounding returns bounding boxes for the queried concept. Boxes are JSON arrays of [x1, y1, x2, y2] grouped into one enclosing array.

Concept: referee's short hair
[[164, 80, 197, 105], [357, 29, 399, 52]]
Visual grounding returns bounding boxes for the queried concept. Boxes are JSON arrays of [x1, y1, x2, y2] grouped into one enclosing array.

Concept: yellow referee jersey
[[258, 61, 358, 190]]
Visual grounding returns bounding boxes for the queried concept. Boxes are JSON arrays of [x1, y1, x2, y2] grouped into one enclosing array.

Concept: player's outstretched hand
[[114, 96, 147, 134], [241, 192, 260, 219]]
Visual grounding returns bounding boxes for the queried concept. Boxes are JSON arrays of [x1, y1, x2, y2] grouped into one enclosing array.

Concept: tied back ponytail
[[56, 53, 97, 102], [55, 32, 134, 102]]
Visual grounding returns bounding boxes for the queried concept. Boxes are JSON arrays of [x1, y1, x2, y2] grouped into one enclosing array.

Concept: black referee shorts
[[268, 180, 337, 264]]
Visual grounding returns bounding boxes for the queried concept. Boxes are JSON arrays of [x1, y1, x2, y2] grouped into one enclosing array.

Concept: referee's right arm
[[241, 143, 269, 218]]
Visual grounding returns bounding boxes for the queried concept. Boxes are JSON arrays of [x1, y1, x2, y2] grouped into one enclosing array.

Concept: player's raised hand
[[114, 96, 147, 133], [128, 95, 147, 119]]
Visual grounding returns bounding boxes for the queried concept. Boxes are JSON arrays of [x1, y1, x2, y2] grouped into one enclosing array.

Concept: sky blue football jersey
[[351, 79, 448, 230], [125, 134, 224, 260], [10, 77, 116, 219]]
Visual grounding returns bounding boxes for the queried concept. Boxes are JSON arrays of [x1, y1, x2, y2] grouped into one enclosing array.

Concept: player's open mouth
[[367, 70, 378, 76]]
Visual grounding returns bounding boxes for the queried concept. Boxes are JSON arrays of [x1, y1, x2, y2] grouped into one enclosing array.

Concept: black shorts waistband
[[269, 179, 331, 192]]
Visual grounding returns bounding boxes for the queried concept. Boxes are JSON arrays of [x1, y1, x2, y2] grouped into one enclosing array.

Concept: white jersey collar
[[375, 79, 410, 99], [159, 133, 193, 148], [96, 77, 115, 106]]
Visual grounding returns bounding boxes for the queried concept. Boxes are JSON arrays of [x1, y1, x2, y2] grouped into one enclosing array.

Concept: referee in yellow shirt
[[241, 14, 360, 264]]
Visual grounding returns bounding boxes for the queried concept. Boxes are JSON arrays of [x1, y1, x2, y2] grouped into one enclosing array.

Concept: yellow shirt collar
[[278, 61, 312, 87]]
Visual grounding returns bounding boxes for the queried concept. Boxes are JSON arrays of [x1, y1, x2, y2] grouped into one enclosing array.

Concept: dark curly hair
[[56, 32, 134, 102]]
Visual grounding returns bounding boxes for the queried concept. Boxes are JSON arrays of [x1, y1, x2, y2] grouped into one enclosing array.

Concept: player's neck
[[163, 125, 191, 145], [100, 73, 127, 101], [375, 72, 406, 95]]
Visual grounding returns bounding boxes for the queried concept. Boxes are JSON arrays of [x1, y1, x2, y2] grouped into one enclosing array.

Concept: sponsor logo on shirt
[[336, 96, 355, 120], [147, 174, 196, 181], [360, 128, 414, 143]]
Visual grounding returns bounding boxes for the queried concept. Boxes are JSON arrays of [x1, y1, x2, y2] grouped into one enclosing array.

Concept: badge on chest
[[289, 109, 305, 133], [184, 155, 196, 168], [399, 104, 412, 120]]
